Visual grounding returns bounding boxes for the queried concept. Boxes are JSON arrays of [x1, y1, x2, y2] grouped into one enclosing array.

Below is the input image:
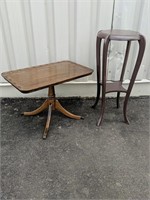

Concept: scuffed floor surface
[[1, 97, 150, 200]]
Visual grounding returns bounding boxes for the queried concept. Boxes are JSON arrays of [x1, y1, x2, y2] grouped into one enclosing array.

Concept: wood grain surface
[[2, 61, 93, 93]]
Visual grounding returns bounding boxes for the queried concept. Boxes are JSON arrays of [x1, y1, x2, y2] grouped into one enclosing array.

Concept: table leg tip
[[43, 131, 48, 139], [96, 121, 101, 126], [125, 121, 130, 125], [42, 135, 47, 139]]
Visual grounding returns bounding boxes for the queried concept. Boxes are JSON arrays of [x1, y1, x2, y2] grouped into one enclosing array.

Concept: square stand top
[[2, 61, 93, 93]]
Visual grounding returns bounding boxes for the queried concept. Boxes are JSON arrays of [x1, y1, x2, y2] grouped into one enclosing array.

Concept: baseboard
[[0, 81, 150, 98]]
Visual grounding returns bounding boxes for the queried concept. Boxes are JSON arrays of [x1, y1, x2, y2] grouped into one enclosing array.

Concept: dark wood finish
[[1, 61, 93, 139], [2, 61, 93, 93], [97, 29, 140, 41], [106, 82, 127, 93], [92, 29, 146, 126]]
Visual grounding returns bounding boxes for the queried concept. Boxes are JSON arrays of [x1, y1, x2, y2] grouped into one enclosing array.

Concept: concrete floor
[[1, 97, 150, 200]]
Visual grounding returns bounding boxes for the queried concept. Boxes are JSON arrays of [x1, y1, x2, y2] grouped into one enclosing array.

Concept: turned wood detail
[[23, 86, 82, 139]]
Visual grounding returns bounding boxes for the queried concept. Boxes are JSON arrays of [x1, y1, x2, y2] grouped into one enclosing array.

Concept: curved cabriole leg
[[116, 92, 120, 108], [92, 37, 102, 108], [117, 41, 131, 109], [123, 99, 130, 124], [97, 92, 106, 126], [92, 83, 101, 109], [55, 100, 82, 120], [97, 36, 110, 126], [23, 99, 49, 116], [123, 35, 146, 124], [43, 104, 52, 139]]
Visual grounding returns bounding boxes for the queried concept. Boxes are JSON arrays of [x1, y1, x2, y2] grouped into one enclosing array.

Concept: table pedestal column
[[23, 86, 82, 139]]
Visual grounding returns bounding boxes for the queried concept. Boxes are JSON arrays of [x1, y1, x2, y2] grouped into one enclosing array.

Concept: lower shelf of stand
[[105, 81, 127, 93]]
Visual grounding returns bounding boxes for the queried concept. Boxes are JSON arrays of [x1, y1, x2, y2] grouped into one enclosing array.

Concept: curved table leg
[[97, 93, 106, 126], [116, 92, 120, 108], [117, 41, 131, 109], [22, 85, 84, 139], [23, 99, 49, 116], [123, 35, 145, 124], [97, 36, 109, 126], [92, 37, 102, 109], [43, 104, 52, 139], [92, 83, 100, 108], [55, 100, 82, 120], [123, 100, 130, 124]]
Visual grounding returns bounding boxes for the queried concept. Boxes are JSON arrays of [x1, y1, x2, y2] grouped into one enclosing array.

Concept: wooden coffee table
[[2, 61, 93, 139]]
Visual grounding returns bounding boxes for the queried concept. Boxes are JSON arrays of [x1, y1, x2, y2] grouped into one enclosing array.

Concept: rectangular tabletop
[[2, 61, 93, 93]]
